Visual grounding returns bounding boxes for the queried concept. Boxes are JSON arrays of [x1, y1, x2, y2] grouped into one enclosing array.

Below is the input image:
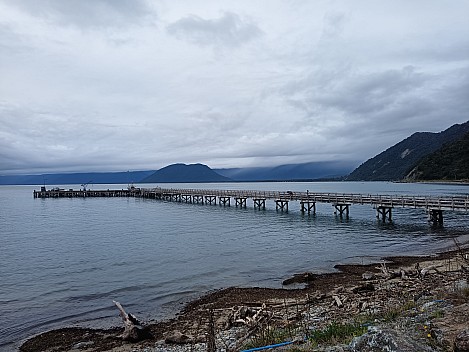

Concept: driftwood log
[[282, 272, 316, 285], [113, 300, 152, 342]]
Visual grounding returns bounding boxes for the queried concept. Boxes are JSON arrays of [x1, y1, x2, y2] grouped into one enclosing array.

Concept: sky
[[1, 1, 468, 175]]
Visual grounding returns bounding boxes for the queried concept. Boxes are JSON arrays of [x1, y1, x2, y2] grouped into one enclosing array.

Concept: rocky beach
[[19, 244, 469, 352]]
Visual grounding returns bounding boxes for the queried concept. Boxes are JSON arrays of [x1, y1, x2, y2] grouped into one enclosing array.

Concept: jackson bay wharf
[[33, 186, 469, 226]]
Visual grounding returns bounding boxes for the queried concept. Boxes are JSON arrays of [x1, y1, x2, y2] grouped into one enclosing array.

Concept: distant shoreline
[[2, 179, 469, 186], [396, 179, 469, 186]]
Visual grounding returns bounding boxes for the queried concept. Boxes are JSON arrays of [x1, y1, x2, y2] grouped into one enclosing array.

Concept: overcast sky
[[1, 0, 468, 175]]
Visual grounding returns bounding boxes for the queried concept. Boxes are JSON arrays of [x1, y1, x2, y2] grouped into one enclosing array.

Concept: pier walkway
[[34, 187, 469, 225]]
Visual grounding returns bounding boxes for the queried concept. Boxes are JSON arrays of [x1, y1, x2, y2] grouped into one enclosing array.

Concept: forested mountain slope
[[347, 121, 469, 181]]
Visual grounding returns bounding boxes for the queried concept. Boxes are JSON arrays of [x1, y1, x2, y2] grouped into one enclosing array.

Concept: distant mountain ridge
[[215, 161, 356, 181], [347, 121, 469, 181], [0, 161, 357, 185], [0, 170, 154, 186]]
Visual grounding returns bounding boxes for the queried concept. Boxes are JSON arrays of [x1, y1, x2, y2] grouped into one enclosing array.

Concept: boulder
[[350, 327, 435, 352], [455, 329, 469, 352], [352, 283, 375, 294], [362, 272, 376, 281], [165, 330, 193, 344]]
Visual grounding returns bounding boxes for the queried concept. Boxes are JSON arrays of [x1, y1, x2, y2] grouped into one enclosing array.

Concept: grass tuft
[[308, 321, 367, 346], [242, 326, 297, 350]]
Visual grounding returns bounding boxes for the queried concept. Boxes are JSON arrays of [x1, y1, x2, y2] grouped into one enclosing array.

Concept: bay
[[1, 181, 468, 350]]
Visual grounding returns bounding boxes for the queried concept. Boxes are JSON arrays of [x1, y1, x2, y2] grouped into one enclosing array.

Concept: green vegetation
[[241, 321, 367, 350], [406, 132, 469, 180], [241, 299, 421, 350], [241, 326, 297, 350], [308, 321, 367, 346], [361, 300, 417, 324]]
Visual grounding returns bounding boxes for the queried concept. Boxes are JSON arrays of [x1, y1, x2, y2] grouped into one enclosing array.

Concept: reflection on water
[[0, 182, 468, 350]]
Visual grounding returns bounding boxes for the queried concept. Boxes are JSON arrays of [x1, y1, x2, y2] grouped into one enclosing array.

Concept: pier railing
[[141, 187, 469, 211]]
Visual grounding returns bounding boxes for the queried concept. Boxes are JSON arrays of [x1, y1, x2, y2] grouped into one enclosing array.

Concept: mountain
[[0, 170, 155, 185], [347, 121, 469, 181], [141, 163, 231, 183], [405, 131, 469, 181], [215, 161, 356, 181]]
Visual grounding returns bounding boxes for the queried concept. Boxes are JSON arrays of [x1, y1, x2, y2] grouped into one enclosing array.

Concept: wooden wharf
[[34, 187, 469, 225], [33, 188, 139, 198]]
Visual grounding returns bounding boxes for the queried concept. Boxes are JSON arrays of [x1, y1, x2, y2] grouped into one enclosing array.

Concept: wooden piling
[[193, 195, 204, 204], [235, 197, 247, 208], [275, 199, 289, 212], [205, 195, 217, 205], [333, 203, 350, 218], [219, 196, 231, 206], [253, 198, 266, 210], [428, 208, 444, 226], [376, 205, 393, 223]]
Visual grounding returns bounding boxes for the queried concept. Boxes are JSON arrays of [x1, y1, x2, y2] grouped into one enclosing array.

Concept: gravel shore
[[20, 247, 469, 352]]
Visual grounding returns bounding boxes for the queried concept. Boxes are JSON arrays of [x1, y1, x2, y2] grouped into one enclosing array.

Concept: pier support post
[[333, 203, 350, 218], [193, 195, 204, 204], [235, 197, 247, 208], [172, 194, 181, 202], [300, 201, 316, 215], [275, 199, 289, 212], [219, 196, 231, 206], [253, 198, 266, 210], [376, 205, 393, 223], [182, 194, 192, 203], [205, 195, 217, 205], [428, 209, 444, 226]]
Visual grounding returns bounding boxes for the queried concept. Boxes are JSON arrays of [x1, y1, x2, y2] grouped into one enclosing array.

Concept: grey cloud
[[281, 66, 429, 121], [275, 63, 469, 159], [321, 11, 347, 39], [167, 12, 262, 47], [427, 66, 469, 120], [404, 41, 469, 64], [8, 0, 153, 28], [315, 66, 427, 115]]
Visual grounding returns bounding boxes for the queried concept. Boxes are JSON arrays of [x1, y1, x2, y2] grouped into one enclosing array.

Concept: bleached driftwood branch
[[420, 265, 443, 277], [113, 300, 151, 342]]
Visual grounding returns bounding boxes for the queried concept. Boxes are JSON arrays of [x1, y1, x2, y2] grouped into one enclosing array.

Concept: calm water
[[1, 182, 469, 350]]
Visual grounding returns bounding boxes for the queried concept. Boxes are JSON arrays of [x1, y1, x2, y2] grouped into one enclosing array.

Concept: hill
[[141, 163, 231, 183], [347, 121, 469, 181], [405, 131, 469, 181]]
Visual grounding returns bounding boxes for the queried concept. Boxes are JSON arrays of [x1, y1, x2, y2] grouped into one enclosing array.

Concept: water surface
[[1, 182, 468, 350]]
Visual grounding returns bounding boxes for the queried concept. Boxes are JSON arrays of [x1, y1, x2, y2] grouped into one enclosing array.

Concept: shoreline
[[396, 179, 469, 185], [18, 243, 469, 352]]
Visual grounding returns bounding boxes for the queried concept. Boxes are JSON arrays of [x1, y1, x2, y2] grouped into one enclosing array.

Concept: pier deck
[[139, 188, 469, 211], [34, 187, 469, 225]]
